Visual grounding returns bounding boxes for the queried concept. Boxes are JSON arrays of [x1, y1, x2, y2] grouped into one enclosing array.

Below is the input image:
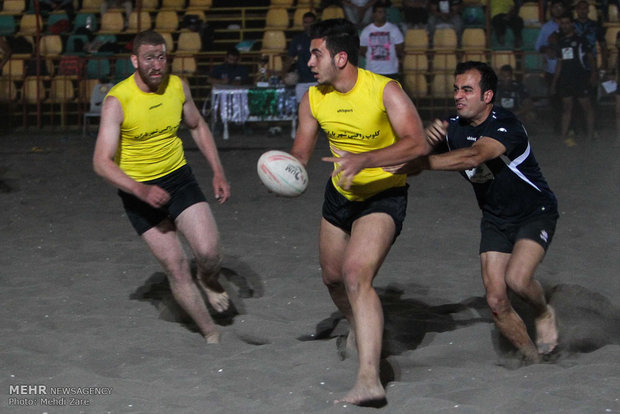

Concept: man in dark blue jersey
[[387, 61, 559, 363]]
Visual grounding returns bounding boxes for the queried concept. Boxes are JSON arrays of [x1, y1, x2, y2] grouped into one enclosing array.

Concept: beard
[[137, 65, 167, 91]]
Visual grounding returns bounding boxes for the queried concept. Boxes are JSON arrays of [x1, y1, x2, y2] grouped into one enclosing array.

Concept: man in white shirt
[[360, 2, 404, 80]]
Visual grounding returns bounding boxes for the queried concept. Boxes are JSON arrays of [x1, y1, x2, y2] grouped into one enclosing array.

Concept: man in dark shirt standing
[[208, 47, 250, 86], [281, 11, 317, 104], [496, 64, 535, 123], [551, 13, 596, 146], [385, 61, 560, 363]]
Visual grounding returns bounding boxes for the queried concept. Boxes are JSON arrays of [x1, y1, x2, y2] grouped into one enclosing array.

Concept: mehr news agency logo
[[8, 383, 113, 408]]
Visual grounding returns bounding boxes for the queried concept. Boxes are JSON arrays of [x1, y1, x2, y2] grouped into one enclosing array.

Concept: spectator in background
[[207, 47, 251, 86], [281, 11, 317, 104], [496, 64, 535, 124], [574, 0, 607, 71], [39, 0, 75, 20], [342, 0, 378, 29], [535, 0, 565, 132], [101, 0, 134, 31], [551, 13, 596, 146], [402, 0, 429, 29], [427, 0, 464, 48], [360, 1, 404, 80], [490, 0, 524, 49], [0, 37, 11, 72]]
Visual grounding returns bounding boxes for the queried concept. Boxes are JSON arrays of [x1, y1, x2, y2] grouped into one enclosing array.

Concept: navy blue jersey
[[443, 106, 558, 221]]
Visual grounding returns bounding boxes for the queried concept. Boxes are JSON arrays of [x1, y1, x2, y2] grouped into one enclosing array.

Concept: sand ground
[[0, 118, 618, 414]]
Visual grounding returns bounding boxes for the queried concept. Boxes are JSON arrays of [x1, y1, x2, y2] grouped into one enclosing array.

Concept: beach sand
[[0, 120, 618, 413]]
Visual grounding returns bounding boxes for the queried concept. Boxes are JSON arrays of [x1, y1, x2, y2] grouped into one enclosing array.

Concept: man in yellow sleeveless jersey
[[93, 31, 231, 344], [290, 19, 431, 407]]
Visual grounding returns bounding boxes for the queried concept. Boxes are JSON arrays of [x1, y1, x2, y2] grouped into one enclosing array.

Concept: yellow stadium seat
[[402, 53, 428, 72], [1, 58, 25, 79], [40, 35, 63, 56], [50, 76, 76, 102], [155, 10, 179, 32], [431, 73, 453, 98], [161, 32, 175, 53], [142, 0, 159, 11], [177, 31, 202, 53], [519, 3, 540, 26], [188, 0, 212, 7], [171, 55, 197, 75], [161, 0, 186, 10], [1, 0, 26, 14], [0, 78, 18, 102], [463, 50, 488, 63], [491, 51, 516, 71], [321, 5, 345, 20], [405, 28, 429, 50], [261, 30, 286, 51], [433, 28, 457, 49], [432, 52, 458, 71], [265, 7, 290, 30], [127, 11, 152, 33], [403, 73, 428, 98], [609, 4, 619, 23], [80, 0, 103, 13], [17, 14, 43, 36], [23, 76, 47, 104], [270, 0, 294, 6], [99, 11, 124, 33], [461, 28, 486, 50]]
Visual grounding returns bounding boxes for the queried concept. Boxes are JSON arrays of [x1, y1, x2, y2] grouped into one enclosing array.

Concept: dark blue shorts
[[118, 165, 207, 235], [479, 212, 558, 254], [322, 179, 408, 239]]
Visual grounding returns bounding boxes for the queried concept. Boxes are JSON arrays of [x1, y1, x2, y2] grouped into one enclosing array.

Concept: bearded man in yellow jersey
[[93, 31, 231, 344], [290, 19, 431, 407]]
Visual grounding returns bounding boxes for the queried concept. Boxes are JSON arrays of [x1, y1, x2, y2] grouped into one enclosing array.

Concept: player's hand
[[136, 184, 170, 209], [321, 146, 366, 190], [212, 174, 230, 204], [425, 119, 448, 146]]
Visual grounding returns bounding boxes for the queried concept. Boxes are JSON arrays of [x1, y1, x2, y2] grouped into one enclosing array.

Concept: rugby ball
[[257, 150, 308, 197]]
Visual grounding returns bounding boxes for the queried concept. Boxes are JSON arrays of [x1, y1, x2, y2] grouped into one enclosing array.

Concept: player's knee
[[195, 251, 222, 277], [486, 292, 511, 316]]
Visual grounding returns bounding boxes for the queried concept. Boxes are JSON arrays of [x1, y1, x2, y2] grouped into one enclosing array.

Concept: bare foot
[[198, 277, 230, 313], [536, 305, 558, 355], [334, 379, 386, 407], [205, 331, 220, 344]]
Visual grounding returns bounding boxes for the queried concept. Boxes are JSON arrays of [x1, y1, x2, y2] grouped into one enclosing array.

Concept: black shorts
[[479, 212, 558, 254], [557, 72, 591, 98], [322, 179, 408, 239], [118, 165, 207, 235]]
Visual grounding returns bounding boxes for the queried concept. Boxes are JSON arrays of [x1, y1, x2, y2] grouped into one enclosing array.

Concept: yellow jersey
[[108, 73, 186, 182], [308, 68, 406, 201]]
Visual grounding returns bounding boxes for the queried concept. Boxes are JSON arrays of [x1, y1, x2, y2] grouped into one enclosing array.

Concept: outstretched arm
[[182, 79, 230, 204]]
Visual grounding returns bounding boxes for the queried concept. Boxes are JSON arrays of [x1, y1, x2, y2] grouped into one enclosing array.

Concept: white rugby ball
[[257, 150, 308, 197]]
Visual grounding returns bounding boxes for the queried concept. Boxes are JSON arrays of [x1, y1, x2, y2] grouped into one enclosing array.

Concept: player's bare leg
[[505, 239, 558, 355], [323, 214, 394, 406], [176, 202, 230, 313], [142, 220, 220, 343]]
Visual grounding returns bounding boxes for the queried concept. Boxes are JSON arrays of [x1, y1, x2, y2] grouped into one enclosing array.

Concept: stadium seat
[[432, 52, 458, 71], [321, 6, 345, 20], [155, 11, 179, 32], [270, 0, 293, 6], [432, 28, 457, 49], [40, 35, 63, 57], [265, 7, 290, 30], [261, 30, 286, 51], [86, 58, 111, 79], [1, 58, 25, 79], [65, 34, 89, 56], [171, 55, 197, 75], [519, 3, 541, 26], [0, 78, 18, 102], [50, 76, 75, 103], [22, 76, 47, 104], [461, 28, 486, 50], [462, 5, 485, 27], [402, 53, 429, 72], [161, 0, 186, 10], [431, 73, 453, 98], [73, 13, 98, 33], [292, 7, 313, 31], [80, 0, 103, 13], [0, 15, 16, 36], [403, 73, 428, 98], [491, 51, 516, 71], [161, 32, 175, 52], [188, 0, 213, 8], [177, 31, 202, 53], [127, 11, 152, 33], [113, 57, 134, 82], [1, 0, 25, 14], [16, 14, 43, 37], [99, 11, 124, 34], [404, 28, 428, 50]]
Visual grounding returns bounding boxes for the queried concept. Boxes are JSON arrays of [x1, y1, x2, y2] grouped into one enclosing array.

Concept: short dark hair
[[373, 0, 391, 12], [226, 46, 240, 57], [133, 30, 166, 55], [303, 11, 317, 20], [455, 61, 498, 103], [500, 64, 513, 73], [309, 18, 359, 66]]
